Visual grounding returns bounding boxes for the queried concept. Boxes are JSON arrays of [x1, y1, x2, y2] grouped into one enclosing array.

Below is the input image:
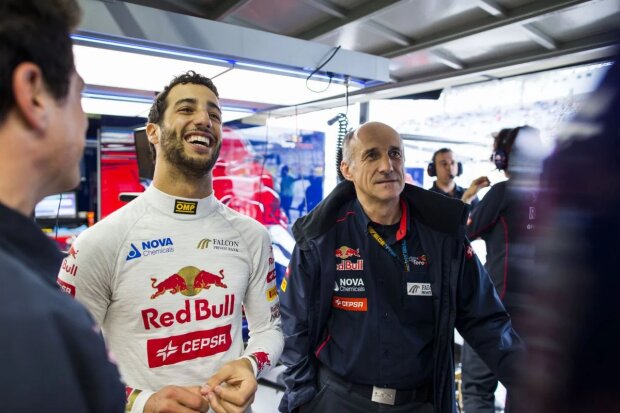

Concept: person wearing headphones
[[427, 148, 490, 207], [463, 126, 543, 413]]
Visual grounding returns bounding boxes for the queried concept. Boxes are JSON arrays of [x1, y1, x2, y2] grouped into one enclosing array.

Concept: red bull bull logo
[[150, 266, 227, 299], [67, 245, 78, 259], [335, 245, 361, 260], [252, 351, 271, 373]]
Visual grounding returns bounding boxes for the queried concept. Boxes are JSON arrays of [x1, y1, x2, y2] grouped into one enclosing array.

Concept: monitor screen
[[34, 192, 77, 219], [134, 127, 155, 181]]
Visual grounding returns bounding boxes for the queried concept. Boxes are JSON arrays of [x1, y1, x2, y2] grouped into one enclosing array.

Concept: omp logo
[[174, 200, 197, 215], [407, 283, 432, 296], [335, 277, 365, 292], [197, 239, 211, 249], [126, 237, 175, 261], [332, 296, 367, 312]]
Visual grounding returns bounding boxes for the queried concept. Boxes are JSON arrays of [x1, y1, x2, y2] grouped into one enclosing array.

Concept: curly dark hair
[[146, 71, 220, 162], [147, 70, 219, 125], [0, 0, 81, 124]]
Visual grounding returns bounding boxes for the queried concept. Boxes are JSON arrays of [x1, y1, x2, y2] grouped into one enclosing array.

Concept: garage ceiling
[[82, 0, 619, 119]]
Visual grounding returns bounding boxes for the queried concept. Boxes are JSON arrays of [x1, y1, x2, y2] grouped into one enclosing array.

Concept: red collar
[[396, 198, 408, 241]]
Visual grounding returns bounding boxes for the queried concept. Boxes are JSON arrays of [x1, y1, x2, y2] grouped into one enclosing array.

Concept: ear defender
[[427, 161, 463, 177], [427, 162, 436, 177]]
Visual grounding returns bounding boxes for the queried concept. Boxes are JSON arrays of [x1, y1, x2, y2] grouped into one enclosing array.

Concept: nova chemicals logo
[[126, 237, 174, 261], [126, 243, 141, 260]]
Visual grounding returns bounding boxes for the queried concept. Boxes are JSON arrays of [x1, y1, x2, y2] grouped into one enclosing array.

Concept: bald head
[[342, 122, 402, 165]]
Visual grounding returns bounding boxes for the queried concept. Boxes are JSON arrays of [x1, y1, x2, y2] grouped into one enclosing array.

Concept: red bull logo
[[252, 351, 271, 373], [142, 295, 235, 330], [61, 259, 78, 276], [150, 266, 227, 299], [335, 245, 361, 260], [67, 245, 78, 259]]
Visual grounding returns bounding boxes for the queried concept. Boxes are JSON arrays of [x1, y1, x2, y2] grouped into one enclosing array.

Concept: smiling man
[[58, 71, 283, 413], [278, 122, 522, 413]]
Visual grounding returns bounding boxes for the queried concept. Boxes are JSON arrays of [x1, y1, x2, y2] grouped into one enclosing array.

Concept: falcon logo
[[407, 282, 432, 296]]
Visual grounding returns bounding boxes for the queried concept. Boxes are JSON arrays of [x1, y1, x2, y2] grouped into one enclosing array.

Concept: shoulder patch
[[465, 244, 474, 260]]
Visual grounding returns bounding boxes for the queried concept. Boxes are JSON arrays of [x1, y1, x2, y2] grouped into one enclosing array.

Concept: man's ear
[[146, 122, 159, 145], [12, 62, 49, 132], [340, 160, 353, 181]]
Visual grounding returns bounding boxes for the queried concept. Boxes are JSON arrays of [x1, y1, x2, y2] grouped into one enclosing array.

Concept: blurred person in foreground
[[278, 121, 522, 413], [57, 71, 283, 413], [463, 126, 545, 413], [515, 56, 620, 413], [0, 0, 125, 411], [427, 147, 490, 207]]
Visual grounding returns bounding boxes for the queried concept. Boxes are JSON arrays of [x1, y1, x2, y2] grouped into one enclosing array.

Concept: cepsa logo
[[174, 200, 198, 215], [332, 296, 367, 312], [147, 325, 232, 368], [150, 266, 227, 299], [126, 237, 174, 261], [57, 279, 75, 297]]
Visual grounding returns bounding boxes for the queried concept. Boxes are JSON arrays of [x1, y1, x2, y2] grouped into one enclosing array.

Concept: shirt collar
[[353, 197, 411, 244], [142, 185, 218, 219]]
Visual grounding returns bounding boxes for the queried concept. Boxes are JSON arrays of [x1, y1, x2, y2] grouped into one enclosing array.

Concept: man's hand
[[201, 358, 257, 413], [144, 386, 210, 413], [462, 176, 490, 204]]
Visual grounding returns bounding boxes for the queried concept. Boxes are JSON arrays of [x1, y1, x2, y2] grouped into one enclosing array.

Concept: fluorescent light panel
[[74, 43, 361, 109], [82, 94, 254, 123], [74, 45, 230, 92], [214, 68, 361, 106]]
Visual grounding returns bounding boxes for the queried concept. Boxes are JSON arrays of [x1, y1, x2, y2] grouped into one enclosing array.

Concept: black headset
[[491, 128, 520, 171], [427, 148, 462, 177]]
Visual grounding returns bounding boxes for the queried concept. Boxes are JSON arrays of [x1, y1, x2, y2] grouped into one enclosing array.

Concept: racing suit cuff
[[126, 388, 154, 413], [240, 355, 258, 377]]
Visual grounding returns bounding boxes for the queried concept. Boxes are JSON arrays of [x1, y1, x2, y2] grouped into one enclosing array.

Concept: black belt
[[319, 366, 432, 406]]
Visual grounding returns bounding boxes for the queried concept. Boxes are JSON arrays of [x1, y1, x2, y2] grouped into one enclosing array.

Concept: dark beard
[[159, 126, 221, 179]]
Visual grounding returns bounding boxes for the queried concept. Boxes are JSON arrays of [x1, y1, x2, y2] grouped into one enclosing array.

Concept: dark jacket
[[0, 203, 125, 413], [279, 182, 522, 413], [467, 180, 537, 313]]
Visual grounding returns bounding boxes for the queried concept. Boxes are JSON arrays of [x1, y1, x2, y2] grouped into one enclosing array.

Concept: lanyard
[[368, 225, 409, 272]]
